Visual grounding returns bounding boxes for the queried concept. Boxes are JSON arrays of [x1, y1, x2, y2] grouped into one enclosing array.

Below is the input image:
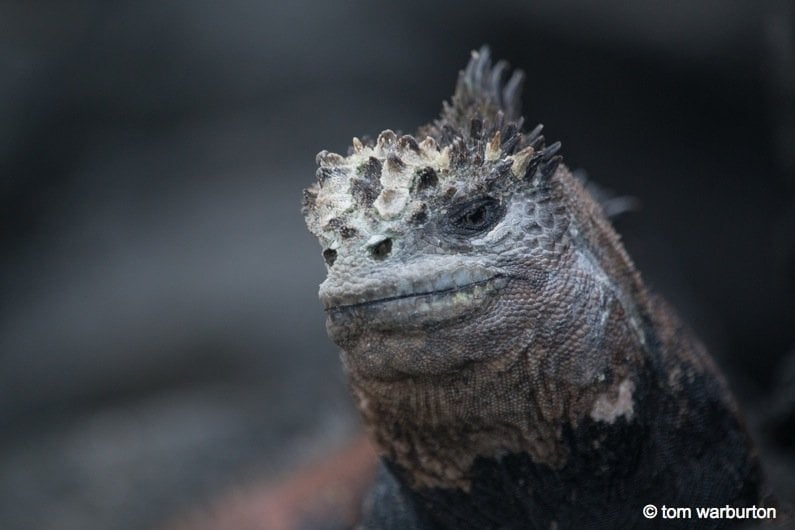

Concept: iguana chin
[[302, 47, 771, 528]]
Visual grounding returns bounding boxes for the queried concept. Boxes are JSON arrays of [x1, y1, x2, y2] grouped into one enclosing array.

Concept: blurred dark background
[[1, 2, 793, 529]]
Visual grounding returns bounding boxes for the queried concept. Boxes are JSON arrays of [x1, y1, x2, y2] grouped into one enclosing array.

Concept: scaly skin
[[303, 47, 772, 529]]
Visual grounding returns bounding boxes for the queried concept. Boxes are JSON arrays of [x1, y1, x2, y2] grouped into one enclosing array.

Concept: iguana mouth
[[323, 272, 508, 327], [321, 266, 501, 308]]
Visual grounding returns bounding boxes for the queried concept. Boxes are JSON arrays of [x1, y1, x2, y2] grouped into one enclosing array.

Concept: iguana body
[[303, 48, 771, 529]]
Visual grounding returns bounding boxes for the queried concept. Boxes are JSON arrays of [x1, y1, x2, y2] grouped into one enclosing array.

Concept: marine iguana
[[302, 47, 773, 529]]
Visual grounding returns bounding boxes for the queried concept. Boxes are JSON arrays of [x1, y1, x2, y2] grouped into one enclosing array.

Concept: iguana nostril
[[323, 248, 337, 266], [369, 238, 392, 260]]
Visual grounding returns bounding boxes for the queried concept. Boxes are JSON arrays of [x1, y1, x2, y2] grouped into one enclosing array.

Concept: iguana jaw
[[325, 274, 508, 330], [320, 263, 507, 331]]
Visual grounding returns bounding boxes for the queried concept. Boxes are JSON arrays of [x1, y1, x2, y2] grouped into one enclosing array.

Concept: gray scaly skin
[[303, 47, 773, 529]]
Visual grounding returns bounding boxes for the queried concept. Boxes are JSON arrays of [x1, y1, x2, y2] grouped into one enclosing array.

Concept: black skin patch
[[323, 217, 359, 239], [361, 156, 383, 181], [340, 226, 359, 239], [323, 217, 344, 232], [361, 370, 766, 530], [387, 153, 407, 171], [350, 177, 380, 207], [350, 157, 384, 207], [411, 206, 429, 225], [414, 167, 439, 193], [399, 134, 421, 153]]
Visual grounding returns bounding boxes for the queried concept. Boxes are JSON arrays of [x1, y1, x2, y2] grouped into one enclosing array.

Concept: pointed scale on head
[[303, 47, 558, 255]]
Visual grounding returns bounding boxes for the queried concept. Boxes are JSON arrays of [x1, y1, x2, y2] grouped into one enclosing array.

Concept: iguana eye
[[447, 197, 504, 236]]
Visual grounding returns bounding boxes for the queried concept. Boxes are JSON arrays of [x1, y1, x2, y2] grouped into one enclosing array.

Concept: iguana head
[[303, 47, 643, 383]]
